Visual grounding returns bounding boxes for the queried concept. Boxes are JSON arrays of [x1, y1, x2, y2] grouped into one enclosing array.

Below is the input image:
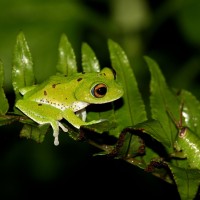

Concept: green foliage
[[168, 163, 200, 200], [0, 61, 9, 114], [146, 56, 180, 151], [20, 124, 49, 143], [178, 90, 200, 134], [56, 34, 77, 75], [81, 43, 100, 73], [145, 57, 200, 200], [12, 32, 35, 101], [108, 40, 147, 132], [0, 32, 200, 199]]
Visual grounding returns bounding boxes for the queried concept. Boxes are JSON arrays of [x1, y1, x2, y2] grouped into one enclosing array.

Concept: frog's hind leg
[[15, 100, 63, 145]]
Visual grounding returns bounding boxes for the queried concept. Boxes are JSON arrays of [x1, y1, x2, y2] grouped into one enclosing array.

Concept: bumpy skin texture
[[174, 127, 200, 169], [15, 68, 124, 146]]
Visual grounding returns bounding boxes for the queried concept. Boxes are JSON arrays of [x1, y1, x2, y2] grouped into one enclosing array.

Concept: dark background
[[0, 0, 200, 199]]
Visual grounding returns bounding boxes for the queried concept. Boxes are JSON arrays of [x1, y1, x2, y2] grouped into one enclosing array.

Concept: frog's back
[[22, 73, 83, 100]]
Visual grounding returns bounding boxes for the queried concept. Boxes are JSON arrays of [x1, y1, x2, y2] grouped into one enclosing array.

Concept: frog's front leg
[[63, 109, 104, 129], [16, 100, 67, 145], [75, 109, 87, 122]]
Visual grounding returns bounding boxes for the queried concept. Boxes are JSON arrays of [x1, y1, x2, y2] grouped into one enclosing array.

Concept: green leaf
[[56, 34, 77, 75], [107, 121, 174, 183], [81, 120, 117, 134], [134, 119, 171, 148], [20, 124, 49, 143], [81, 43, 100, 72], [108, 40, 147, 136], [113, 130, 145, 159], [178, 89, 200, 137], [168, 163, 200, 200], [124, 120, 169, 164], [145, 56, 180, 151], [0, 61, 9, 114], [12, 31, 35, 101], [110, 122, 169, 173]]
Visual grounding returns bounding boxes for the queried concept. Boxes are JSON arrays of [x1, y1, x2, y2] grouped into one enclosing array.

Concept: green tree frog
[[15, 68, 124, 145]]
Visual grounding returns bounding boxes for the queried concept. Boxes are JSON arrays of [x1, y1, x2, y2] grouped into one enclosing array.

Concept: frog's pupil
[[97, 86, 107, 95]]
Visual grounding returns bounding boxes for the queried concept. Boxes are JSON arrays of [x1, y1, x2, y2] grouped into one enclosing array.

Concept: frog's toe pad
[[54, 136, 59, 146]]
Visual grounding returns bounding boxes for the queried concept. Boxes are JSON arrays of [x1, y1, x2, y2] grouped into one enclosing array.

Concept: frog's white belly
[[71, 101, 89, 112], [36, 98, 89, 112]]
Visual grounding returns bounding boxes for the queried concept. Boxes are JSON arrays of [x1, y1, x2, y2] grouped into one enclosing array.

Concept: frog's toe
[[53, 131, 59, 145], [58, 122, 68, 132]]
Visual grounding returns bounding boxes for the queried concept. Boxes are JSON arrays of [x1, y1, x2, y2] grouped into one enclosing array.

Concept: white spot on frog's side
[[36, 98, 70, 111], [36, 99, 89, 113]]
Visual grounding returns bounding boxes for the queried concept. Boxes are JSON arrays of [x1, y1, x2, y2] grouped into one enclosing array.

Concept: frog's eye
[[91, 83, 107, 98]]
